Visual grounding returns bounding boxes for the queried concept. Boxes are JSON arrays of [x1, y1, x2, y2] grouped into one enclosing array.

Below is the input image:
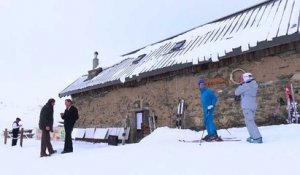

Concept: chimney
[[87, 51, 103, 80], [93, 51, 99, 69]]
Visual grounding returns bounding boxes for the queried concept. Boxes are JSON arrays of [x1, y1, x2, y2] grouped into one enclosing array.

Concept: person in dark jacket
[[12, 117, 22, 146], [60, 99, 79, 153], [198, 79, 219, 141], [39, 98, 56, 157]]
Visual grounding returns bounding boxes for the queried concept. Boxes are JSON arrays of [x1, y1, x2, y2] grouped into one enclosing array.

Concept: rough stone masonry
[[71, 42, 300, 142]]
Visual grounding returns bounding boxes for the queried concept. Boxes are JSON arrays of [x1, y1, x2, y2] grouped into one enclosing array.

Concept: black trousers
[[63, 128, 73, 152], [12, 132, 18, 146], [40, 130, 54, 155]]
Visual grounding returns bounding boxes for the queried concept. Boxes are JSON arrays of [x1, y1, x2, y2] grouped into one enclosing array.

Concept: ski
[[179, 137, 241, 143], [176, 99, 185, 129], [178, 139, 201, 143]]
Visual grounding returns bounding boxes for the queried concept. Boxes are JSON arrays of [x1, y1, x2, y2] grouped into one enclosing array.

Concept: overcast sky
[[0, 0, 264, 125]]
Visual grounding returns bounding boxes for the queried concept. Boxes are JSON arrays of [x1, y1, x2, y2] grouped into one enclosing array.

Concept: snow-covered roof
[[59, 0, 300, 97]]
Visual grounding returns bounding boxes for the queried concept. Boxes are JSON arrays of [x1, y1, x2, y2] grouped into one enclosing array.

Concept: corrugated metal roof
[[59, 0, 300, 97]]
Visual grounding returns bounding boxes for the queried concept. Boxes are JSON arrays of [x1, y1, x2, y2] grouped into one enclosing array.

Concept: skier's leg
[[12, 132, 18, 146], [206, 111, 217, 136], [243, 109, 262, 139], [45, 131, 54, 154], [12, 138, 17, 146], [40, 130, 48, 156], [64, 128, 73, 152]]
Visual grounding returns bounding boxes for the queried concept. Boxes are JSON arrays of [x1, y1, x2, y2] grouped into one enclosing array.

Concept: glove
[[207, 105, 213, 110], [234, 95, 241, 101]]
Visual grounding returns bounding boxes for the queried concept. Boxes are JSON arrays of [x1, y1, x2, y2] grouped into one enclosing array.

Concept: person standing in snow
[[198, 79, 219, 141], [235, 73, 262, 143], [39, 98, 57, 157], [60, 99, 78, 154], [12, 117, 22, 146]]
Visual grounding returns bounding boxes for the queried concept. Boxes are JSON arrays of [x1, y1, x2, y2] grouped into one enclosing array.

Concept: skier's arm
[[39, 107, 46, 130], [207, 90, 217, 110], [211, 91, 217, 107], [73, 107, 79, 121], [61, 111, 66, 120], [235, 84, 246, 96]]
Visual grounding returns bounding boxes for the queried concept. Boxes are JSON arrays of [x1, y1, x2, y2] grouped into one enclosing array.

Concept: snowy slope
[[0, 99, 67, 132], [1, 124, 300, 175]]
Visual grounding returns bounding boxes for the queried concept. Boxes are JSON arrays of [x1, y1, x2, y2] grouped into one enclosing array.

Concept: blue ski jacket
[[199, 87, 218, 113]]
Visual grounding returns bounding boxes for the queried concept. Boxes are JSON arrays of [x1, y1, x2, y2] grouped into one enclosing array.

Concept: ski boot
[[247, 137, 263, 144], [206, 135, 221, 142], [201, 135, 210, 141]]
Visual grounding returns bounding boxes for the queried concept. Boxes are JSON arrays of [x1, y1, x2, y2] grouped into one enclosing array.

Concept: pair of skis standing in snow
[[195, 73, 262, 143], [285, 83, 299, 124]]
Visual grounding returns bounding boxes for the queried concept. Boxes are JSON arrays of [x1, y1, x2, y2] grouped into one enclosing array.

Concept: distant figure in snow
[[235, 73, 262, 143], [39, 98, 57, 157], [198, 79, 219, 141], [60, 99, 79, 154], [12, 117, 22, 146]]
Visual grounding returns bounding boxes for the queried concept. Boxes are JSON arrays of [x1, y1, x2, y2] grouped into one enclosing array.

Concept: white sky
[[0, 0, 264, 128]]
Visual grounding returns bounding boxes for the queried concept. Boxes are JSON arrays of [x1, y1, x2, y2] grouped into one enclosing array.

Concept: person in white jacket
[[235, 73, 262, 143]]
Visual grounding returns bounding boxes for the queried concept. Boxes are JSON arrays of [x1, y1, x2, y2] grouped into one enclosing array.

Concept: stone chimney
[[87, 51, 103, 80], [93, 51, 99, 69]]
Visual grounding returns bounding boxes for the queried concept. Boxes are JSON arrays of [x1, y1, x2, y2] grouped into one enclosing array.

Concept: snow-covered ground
[[1, 124, 299, 175]]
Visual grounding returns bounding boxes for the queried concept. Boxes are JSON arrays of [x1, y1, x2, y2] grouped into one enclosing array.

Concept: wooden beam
[[20, 128, 24, 147], [4, 128, 7, 144]]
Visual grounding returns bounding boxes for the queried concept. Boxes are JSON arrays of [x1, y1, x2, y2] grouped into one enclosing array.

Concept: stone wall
[[72, 43, 300, 142]]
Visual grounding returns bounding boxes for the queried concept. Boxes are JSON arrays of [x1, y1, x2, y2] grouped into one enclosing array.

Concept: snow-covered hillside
[[0, 99, 66, 131], [1, 124, 300, 175]]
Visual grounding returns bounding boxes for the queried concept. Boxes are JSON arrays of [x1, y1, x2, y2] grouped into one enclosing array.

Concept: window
[[132, 54, 146, 64], [170, 40, 186, 52]]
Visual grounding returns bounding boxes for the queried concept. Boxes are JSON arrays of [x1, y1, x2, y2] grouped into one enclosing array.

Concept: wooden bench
[[73, 127, 130, 145]]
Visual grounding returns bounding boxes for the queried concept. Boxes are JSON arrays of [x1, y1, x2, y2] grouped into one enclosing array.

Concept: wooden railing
[[3, 128, 34, 147]]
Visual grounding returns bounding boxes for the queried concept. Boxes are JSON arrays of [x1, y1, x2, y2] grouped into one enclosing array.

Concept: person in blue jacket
[[198, 79, 219, 141]]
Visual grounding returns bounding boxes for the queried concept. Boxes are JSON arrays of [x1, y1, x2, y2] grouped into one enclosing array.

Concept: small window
[[132, 54, 146, 64], [170, 40, 186, 52]]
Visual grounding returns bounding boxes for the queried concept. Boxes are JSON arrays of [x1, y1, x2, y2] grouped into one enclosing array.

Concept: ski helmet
[[242, 72, 253, 82]]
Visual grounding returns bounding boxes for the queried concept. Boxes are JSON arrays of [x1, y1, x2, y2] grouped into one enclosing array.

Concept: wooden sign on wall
[[205, 77, 228, 87]]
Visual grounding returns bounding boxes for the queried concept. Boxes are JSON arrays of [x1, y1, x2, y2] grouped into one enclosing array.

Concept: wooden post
[[122, 115, 128, 145], [152, 112, 156, 130], [20, 128, 24, 147], [148, 116, 152, 133], [4, 128, 8, 144]]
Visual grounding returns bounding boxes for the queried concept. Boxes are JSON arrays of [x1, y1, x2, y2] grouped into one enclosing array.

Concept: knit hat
[[16, 117, 21, 121], [198, 79, 205, 85]]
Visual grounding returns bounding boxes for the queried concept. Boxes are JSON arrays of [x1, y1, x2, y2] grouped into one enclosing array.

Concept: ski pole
[[225, 128, 231, 135], [199, 127, 205, 146]]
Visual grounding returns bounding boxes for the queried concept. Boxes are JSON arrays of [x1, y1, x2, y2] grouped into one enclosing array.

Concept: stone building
[[59, 0, 300, 142]]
